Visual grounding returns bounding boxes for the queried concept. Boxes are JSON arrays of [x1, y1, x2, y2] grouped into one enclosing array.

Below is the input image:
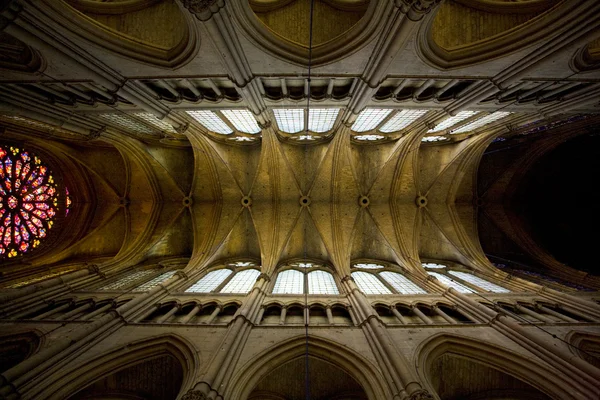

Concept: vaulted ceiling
[[1, 0, 599, 286]]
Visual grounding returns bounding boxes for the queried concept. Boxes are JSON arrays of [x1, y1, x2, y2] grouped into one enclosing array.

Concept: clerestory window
[[272, 262, 339, 295]]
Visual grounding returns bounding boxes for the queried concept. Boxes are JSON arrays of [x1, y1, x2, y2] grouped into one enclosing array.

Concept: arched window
[[427, 271, 474, 293], [352, 261, 427, 295], [352, 271, 392, 295], [99, 270, 155, 291], [447, 271, 510, 293], [351, 108, 392, 132], [307, 270, 338, 294], [0, 145, 67, 258], [272, 270, 304, 294], [273, 108, 340, 134], [220, 269, 261, 293], [221, 109, 261, 134], [185, 269, 233, 293], [187, 110, 233, 134], [185, 261, 262, 294], [273, 109, 304, 133], [271, 262, 340, 295], [134, 270, 177, 292], [379, 109, 428, 132], [380, 271, 427, 294]]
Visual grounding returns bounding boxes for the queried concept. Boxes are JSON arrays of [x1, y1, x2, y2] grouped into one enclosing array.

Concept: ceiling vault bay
[[0, 0, 599, 287]]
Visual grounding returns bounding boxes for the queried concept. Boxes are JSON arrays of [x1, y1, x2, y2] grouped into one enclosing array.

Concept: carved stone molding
[[409, 389, 435, 400], [397, 0, 442, 21], [0, 0, 21, 31], [180, 0, 222, 21]]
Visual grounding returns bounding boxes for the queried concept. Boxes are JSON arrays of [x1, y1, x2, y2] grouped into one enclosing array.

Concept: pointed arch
[[415, 333, 578, 399], [227, 335, 391, 399], [40, 334, 199, 400]]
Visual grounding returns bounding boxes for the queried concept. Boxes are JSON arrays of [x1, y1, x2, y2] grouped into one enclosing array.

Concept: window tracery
[[271, 262, 339, 295], [186, 269, 233, 293], [220, 269, 261, 293], [99, 269, 156, 290], [422, 262, 510, 293], [428, 111, 479, 133], [185, 261, 261, 294], [134, 270, 178, 292], [0, 145, 65, 258], [351, 261, 427, 295], [447, 271, 510, 293]]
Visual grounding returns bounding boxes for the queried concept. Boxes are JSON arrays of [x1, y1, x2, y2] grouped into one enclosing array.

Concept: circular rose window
[[0, 145, 70, 258]]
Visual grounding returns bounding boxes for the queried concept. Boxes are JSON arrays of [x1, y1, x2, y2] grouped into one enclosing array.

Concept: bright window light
[[448, 271, 510, 293], [220, 269, 261, 293], [274, 109, 304, 133], [380, 271, 427, 294], [379, 109, 428, 133], [354, 134, 385, 141], [450, 112, 511, 134], [133, 113, 177, 133], [186, 269, 232, 293], [308, 270, 339, 294], [421, 136, 448, 142], [272, 270, 304, 294], [308, 108, 339, 132], [352, 271, 392, 294], [134, 270, 177, 292], [291, 262, 317, 268], [98, 114, 156, 135], [422, 263, 446, 269], [99, 270, 155, 290], [221, 109, 261, 134], [351, 109, 392, 132], [428, 272, 475, 293], [353, 263, 385, 269], [428, 111, 479, 133], [187, 110, 233, 134]]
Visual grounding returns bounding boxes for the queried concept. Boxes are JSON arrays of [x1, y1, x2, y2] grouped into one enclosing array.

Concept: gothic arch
[[229, 0, 387, 67], [415, 333, 575, 399], [227, 335, 391, 399], [42, 334, 199, 400], [565, 330, 600, 369], [39, 0, 200, 68], [416, 0, 567, 69]]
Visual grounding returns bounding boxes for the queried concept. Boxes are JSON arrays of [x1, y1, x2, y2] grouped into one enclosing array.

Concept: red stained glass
[[0, 145, 66, 258]]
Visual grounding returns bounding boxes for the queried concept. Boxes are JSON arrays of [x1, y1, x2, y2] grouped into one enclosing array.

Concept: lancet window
[[98, 268, 178, 291], [351, 261, 427, 295], [272, 108, 340, 142], [185, 261, 261, 294], [271, 262, 339, 295], [350, 108, 430, 142], [187, 108, 262, 142], [422, 262, 510, 293]]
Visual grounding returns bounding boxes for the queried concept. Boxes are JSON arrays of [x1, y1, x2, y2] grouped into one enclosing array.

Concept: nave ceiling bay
[[0, 114, 499, 281]]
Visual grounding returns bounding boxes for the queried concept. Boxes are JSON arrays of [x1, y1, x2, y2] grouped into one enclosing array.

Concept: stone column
[[341, 276, 434, 400], [412, 306, 433, 325], [433, 306, 457, 324], [156, 304, 180, 324], [0, 273, 185, 399], [180, 303, 202, 324], [182, 273, 271, 400]]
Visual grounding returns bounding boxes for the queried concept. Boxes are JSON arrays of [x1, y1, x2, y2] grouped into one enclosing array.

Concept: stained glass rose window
[[0, 145, 70, 258]]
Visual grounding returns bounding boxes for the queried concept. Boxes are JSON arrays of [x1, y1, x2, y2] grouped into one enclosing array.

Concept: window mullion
[[377, 271, 398, 294], [214, 110, 237, 133], [213, 269, 235, 293]]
